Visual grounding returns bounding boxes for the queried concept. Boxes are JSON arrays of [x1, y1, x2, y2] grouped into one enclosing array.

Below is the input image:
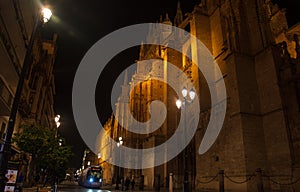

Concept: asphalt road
[[22, 182, 113, 192], [58, 184, 112, 192], [23, 181, 169, 192]]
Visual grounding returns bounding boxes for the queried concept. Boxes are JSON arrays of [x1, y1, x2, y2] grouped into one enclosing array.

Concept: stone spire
[[165, 13, 170, 22], [123, 69, 128, 86], [119, 69, 130, 103], [162, 13, 172, 26], [159, 15, 163, 23], [174, 1, 183, 26], [139, 41, 145, 60], [294, 34, 300, 62]]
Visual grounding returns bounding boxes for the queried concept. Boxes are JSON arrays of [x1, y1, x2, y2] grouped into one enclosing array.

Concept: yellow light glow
[[176, 99, 182, 109], [42, 8, 52, 23]]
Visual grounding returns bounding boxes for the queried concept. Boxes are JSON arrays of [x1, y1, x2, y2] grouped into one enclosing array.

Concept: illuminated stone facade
[[100, 1, 300, 191]]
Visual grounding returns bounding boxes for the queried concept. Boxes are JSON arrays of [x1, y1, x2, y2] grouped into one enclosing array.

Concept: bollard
[[256, 168, 264, 192], [14, 185, 22, 192], [183, 171, 190, 192], [115, 175, 120, 190], [218, 170, 224, 192], [154, 174, 161, 191], [139, 175, 144, 190], [121, 177, 125, 191], [169, 173, 173, 192]]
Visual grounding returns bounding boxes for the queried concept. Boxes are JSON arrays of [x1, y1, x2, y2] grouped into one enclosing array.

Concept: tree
[[12, 124, 73, 186], [39, 136, 73, 184], [12, 124, 50, 185]]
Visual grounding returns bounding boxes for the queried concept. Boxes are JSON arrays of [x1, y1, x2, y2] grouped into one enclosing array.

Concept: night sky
[[41, 0, 300, 168]]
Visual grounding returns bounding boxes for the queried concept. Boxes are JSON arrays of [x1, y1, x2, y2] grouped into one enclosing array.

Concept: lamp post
[[0, 7, 52, 191], [176, 87, 195, 192], [115, 137, 123, 190]]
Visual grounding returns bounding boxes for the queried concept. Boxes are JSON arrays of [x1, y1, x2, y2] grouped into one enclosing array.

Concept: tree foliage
[[39, 137, 73, 179], [12, 124, 50, 158], [12, 124, 74, 185]]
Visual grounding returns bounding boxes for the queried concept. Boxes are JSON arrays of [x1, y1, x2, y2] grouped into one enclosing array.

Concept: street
[[56, 184, 111, 192], [22, 181, 165, 192], [22, 181, 172, 192], [22, 181, 113, 192]]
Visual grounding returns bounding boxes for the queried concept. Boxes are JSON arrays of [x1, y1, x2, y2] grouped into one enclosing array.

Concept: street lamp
[[97, 153, 101, 166], [0, 6, 52, 191], [176, 100, 182, 109], [176, 87, 195, 192], [117, 137, 123, 147], [55, 115, 61, 128], [55, 114, 61, 137], [115, 137, 123, 190], [41, 8, 52, 23]]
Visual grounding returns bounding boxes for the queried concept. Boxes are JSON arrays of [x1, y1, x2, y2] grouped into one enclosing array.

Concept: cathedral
[[98, 0, 300, 191]]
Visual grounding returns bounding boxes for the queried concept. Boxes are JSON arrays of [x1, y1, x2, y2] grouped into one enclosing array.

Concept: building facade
[[99, 1, 300, 191], [0, 0, 38, 151], [0, 0, 57, 183]]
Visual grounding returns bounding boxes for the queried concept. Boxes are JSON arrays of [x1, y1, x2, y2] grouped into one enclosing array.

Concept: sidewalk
[[104, 184, 182, 192], [22, 186, 51, 192], [22, 187, 174, 192]]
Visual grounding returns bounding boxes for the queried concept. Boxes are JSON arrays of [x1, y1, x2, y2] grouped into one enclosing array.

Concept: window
[[0, 122, 6, 139]]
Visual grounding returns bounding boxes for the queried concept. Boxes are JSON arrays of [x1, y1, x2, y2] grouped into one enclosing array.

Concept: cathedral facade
[[99, 1, 300, 191]]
